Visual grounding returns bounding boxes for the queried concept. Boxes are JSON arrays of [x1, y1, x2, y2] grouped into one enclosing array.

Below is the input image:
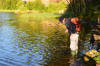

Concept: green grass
[[0, 10, 15, 12], [0, 10, 61, 22], [17, 12, 61, 22]]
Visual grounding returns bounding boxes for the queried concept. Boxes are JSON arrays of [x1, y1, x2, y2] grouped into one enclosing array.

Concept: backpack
[[75, 23, 81, 32], [71, 21, 81, 32]]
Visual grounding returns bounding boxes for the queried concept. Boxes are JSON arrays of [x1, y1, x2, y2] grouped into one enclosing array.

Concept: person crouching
[[59, 17, 81, 55]]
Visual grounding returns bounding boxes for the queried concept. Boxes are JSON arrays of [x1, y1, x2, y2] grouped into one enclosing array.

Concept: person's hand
[[62, 18, 66, 24], [65, 29, 68, 33]]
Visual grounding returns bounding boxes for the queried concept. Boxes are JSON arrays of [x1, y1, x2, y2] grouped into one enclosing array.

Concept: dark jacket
[[65, 18, 76, 34]]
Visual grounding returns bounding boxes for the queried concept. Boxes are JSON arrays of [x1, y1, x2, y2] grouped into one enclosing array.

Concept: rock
[[98, 16, 100, 23], [94, 34, 100, 41], [85, 49, 100, 58], [84, 56, 89, 61]]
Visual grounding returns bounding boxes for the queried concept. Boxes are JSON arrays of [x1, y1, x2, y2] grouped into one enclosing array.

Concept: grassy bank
[[0, 10, 15, 12], [16, 12, 61, 22], [0, 9, 61, 22]]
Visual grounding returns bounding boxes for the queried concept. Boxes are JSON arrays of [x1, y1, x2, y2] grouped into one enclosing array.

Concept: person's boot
[[71, 50, 78, 56]]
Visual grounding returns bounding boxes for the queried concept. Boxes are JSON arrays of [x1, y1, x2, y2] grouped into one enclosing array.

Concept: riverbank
[[0, 10, 15, 12], [0, 10, 61, 22], [83, 21, 100, 66], [15, 11, 61, 22]]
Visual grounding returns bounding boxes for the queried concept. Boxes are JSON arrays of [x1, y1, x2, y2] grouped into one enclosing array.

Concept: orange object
[[71, 17, 81, 32]]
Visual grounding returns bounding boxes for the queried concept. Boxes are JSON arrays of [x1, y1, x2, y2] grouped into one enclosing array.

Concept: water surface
[[0, 12, 96, 66]]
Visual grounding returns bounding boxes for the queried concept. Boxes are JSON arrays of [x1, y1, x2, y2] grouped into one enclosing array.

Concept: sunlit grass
[[0, 10, 15, 12], [0, 10, 61, 22], [17, 12, 61, 22]]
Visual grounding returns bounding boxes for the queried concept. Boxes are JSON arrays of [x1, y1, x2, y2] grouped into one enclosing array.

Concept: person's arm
[[66, 23, 72, 33], [65, 18, 72, 34]]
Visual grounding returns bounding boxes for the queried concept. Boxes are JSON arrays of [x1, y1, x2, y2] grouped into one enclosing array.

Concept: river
[[0, 12, 97, 66]]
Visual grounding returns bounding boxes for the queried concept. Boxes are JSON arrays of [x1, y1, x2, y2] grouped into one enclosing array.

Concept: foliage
[[46, 1, 66, 13], [63, 0, 100, 22], [0, 0, 66, 13], [16, 0, 27, 10], [94, 56, 100, 61], [0, 0, 18, 10], [30, 0, 45, 11]]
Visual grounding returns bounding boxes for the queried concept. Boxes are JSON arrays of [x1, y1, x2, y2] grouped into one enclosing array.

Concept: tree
[[65, 0, 89, 16]]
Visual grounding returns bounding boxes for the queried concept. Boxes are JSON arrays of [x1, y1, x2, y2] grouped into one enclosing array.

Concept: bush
[[16, 1, 27, 10], [46, 1, 66, 13], [0, 0, 66, 13]]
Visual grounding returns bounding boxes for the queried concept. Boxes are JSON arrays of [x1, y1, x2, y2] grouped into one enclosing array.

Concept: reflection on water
[[0, 12, 68, 66], [0, 12, 96, 66]]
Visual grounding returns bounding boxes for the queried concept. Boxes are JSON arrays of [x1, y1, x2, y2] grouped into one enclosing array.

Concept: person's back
[[65, 18, 76, 34]]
